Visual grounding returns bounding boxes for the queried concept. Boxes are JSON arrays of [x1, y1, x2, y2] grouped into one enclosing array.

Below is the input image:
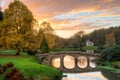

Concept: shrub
[[26, 50, 37, 55], [99, 45, 120, 62], [0, 62, 35, 80], [82, 46, 98, 50]]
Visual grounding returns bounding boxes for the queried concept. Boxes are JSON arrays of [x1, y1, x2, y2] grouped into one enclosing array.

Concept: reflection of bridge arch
[[63, 55, 75, 69], [36, 51, 100, 73], [89, 57, 97, 68], [77, 56, 88, 69], [52, 57, 60, 68]]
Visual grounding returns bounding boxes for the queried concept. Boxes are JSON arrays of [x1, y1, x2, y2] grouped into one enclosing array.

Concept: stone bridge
[[36, 51, 100, 73]]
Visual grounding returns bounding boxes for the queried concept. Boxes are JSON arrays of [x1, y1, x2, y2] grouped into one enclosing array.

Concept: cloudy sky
[[0, 0, 120, 38]]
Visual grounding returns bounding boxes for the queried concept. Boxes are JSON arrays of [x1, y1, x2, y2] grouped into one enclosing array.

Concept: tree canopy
[[0, 0, 38, 55], [104, 33, 116, 48], [99, 45, 120, 62], [39, 21, 55, 49]]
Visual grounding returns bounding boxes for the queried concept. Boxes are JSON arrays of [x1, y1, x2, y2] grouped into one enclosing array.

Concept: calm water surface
[[62, 72, 107, 80], [52, 56, 107, 80]]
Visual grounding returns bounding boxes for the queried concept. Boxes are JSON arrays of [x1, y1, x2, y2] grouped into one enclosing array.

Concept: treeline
[[54, 26, 120, 53]]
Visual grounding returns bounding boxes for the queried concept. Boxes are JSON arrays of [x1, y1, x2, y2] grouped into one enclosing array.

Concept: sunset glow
[[0, 0, 120, 38]]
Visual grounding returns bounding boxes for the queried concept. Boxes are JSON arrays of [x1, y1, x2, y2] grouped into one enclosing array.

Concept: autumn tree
[[0, 21, 11, 49], [104, 33, 116, 48], [0, 0, 38, 55], [39, 21, 55, 49]]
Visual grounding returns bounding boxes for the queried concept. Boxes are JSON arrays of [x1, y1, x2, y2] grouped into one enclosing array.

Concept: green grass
[[0, 49, 16, 55], [50, 48, 80, 52], [0, 56, 62, 80], [0, 49, 29, 56], [97, 61, 120, 73]]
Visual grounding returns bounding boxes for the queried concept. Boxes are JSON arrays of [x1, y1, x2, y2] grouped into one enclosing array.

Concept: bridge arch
[[52, 57, 61, 68], [89, 57, 97, 68], [63, 55, 75, 69], [39, 57, 48, 64], [77, 56, 88, 69]]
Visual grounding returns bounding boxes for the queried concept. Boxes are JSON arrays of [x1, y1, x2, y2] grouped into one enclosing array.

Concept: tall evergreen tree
[[40, 35, 49, 53]]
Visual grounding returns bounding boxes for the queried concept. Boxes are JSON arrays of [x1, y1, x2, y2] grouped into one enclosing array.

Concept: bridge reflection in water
[[52, 56, 97, 69], [36, 51, 99, 73]]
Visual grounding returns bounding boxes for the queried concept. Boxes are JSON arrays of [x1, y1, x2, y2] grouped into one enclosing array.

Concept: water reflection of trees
[[78, 56, 88, 68]]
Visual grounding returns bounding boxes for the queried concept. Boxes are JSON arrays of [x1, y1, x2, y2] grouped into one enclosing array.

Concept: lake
[[62, 72, 107, 80]]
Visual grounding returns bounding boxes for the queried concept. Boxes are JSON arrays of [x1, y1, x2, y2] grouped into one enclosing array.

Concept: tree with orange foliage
[[104, 33, 116, 48]]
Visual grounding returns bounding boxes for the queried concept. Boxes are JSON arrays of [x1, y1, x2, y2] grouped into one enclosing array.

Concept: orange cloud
[[1, 0, 120, 38], [101, 0, 113, 2], [2, 0, 120, 19]]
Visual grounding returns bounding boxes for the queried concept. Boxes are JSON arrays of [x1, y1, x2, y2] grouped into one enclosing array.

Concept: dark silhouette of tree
[[0, 7, 3, 21], [40, 35, 49, 53]]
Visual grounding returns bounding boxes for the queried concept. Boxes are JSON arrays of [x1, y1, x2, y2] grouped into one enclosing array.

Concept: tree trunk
[[16, 49, 20, 55], [16, 52, 20, 55]]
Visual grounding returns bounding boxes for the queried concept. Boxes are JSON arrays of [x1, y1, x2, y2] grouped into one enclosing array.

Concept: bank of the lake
[[0, 55, 63, 80], [98, 61, 120, 80]]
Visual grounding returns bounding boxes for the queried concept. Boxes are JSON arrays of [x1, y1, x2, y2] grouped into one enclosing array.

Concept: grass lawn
[[97, 61, 120, 80], [0, 50, 16, 55], [0, 55, 62, 80], [97, 61, 120, 73], [0, 50, 28, 56]]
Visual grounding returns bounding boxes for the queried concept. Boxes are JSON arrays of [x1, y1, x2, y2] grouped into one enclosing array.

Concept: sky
[[0, 0, 120, 38]]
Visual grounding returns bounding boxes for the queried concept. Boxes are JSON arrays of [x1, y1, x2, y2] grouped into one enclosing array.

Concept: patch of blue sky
[[76, 11, 100, 17], [99, 16, 120, 21], [108, 22, 120, 27], [82, 16, 120, 23], [53, 12, 100, 20]]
